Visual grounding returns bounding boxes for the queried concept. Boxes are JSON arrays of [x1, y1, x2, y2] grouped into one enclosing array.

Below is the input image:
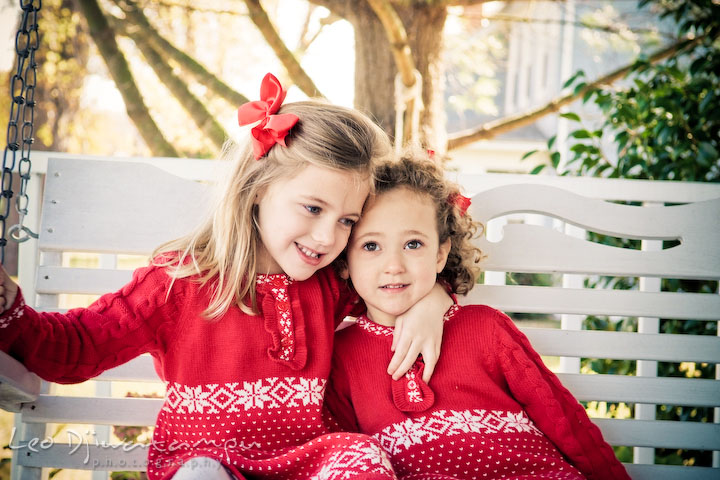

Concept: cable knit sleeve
[[0, 263, 181, 384], [492, 310, 630, 480]]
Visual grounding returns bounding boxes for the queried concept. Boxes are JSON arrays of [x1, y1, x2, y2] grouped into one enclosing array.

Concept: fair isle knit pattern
[[257, 274, 296, 362], [0, 295, 23, 329], [375, 409, 543, 456], [164, 378, 326, 414], [312, 440, 395, 480], [0, 264, 396, 480]]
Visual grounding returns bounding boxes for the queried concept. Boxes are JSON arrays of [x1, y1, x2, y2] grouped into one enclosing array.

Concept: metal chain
[[1, 0, 41, 264]]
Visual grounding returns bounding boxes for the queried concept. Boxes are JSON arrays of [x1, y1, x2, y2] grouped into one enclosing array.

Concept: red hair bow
[[237, 73, 299, 160], [449, 192, 472, 216]]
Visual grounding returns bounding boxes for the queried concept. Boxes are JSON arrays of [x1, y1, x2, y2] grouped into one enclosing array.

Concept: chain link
[[1, 0, 41, 264]]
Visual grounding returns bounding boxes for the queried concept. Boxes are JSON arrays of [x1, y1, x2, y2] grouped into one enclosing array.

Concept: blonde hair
[[154, 100, 391, 318], [372, 150, 483, 295]]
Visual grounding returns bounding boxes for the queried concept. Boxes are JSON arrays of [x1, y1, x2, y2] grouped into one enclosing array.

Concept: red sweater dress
[[326, 304, 630, 480], [0, 263, 395, 480]]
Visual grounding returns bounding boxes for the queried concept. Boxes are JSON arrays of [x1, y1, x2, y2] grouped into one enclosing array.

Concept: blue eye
[[362, 242, 379, 252], [340, 218, 356, 228], [405, 240, 423, 250], [304, 205, 321, 214]]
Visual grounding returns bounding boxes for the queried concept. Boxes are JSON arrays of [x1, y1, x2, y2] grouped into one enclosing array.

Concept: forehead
[[357, 187, 437, 232], [273, 164, 370, 201]]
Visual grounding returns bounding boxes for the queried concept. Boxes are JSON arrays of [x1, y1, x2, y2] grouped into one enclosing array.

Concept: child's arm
[[0, 264, 175, 383], [0, 266, 19, 313], [387, 282, 453, 382], [493, 310, 630, 480]]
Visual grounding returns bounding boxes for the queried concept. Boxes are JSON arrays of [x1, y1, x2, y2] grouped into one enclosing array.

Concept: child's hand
[[0, 266, 19, 313], [387, 283, 453, 382]]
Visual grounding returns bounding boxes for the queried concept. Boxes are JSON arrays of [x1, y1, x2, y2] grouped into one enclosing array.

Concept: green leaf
[[530, 164, 546, 175], [562, 70, 585, 89], [547, 135, 556, 150], [697, 142, 718, 167], [559, 112, 581, 122], [570, 129, 592, 139], [582, 88, 596, 104], [573, 82, 588, 96], [550, 152, 561, 169], [521, 149, 539, 161]]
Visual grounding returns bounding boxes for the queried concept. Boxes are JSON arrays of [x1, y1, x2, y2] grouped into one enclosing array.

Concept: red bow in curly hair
[[237, 73, 299, 160], [448, 192, 472, 216]]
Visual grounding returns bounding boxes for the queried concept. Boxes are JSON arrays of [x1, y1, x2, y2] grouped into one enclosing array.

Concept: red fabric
[[0, 264, 395, 480], [326, 305, 630, 480], [237, 73, 299, 160]]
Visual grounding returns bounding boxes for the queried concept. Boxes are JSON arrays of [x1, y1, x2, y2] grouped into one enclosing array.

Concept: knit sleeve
[[317, 267, 364, 324], [325, 351, 361, 433], [0, 263, 180, 384], [492, 310, 630, 480]]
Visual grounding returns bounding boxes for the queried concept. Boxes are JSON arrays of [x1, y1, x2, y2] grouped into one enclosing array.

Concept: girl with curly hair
[[326, 150, 629, 480]]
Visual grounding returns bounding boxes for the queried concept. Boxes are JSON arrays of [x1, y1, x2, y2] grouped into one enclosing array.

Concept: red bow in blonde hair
[[448, 192, 472, 216], [237, 73, 299, 160]]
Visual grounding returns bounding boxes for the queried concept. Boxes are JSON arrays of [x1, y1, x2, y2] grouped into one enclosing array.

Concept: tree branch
[[114, 0, 248, 107], [109, 15, 229, 152], [243, 0, 324, 98], [447, 35, 705, 151], [365, 0, 416, 87], [77, 0, 178, 157]]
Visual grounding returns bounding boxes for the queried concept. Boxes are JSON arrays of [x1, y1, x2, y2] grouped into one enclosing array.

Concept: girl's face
[[255, 164, 369, 281], [347, 187, 450, 326]]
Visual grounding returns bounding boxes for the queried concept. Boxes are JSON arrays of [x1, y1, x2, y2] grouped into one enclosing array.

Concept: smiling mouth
[[296, 243, 323, 260], [381, 283, 408, 290]]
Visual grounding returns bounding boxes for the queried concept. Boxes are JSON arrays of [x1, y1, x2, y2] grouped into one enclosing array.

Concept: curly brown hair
[[372, 150, 484, 295]]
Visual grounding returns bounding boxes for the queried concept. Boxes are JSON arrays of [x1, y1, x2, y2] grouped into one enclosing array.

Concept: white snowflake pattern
[[177, 385, 213, 414], [236, 378, 277, 410], [162, 378, 326, 414], [292, 377, 325, 406], [499, 410, 543, 434], [310, 441, 395, 480], [374, 409, 542, 454]]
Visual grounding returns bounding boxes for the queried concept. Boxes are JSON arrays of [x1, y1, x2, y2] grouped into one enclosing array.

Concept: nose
[[384, 249, 406, 275], [311, 219, 336, 248]]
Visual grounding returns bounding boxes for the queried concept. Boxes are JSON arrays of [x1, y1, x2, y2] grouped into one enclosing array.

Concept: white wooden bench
[[1, 154, 719, 480]]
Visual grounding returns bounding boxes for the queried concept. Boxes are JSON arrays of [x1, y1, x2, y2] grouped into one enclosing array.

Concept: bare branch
[[113, 0, 249, 106], [447, 35, 705, 151], [243, 0, 325, 98], [108, 14, 229, 152], [77, 0, 178, 157]]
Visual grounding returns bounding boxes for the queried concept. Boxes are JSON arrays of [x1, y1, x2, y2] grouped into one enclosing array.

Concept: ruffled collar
[[355, 304, 460, 412], [355, 303, 460, 336], [256, 273, 307, 370]]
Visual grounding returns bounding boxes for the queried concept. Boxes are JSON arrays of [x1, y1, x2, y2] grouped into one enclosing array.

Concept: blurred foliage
[[527, 0, 719, 466], [31, 0, 89, 151]]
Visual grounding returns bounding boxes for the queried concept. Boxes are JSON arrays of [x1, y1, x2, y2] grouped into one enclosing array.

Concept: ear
[[436, 238, 451, 273]]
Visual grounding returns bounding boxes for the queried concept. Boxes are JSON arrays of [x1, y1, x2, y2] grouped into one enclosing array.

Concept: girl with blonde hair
[[0, 74, 452, 479]]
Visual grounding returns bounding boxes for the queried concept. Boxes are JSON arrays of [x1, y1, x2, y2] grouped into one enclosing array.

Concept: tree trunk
[[77, 0, 178, 157], [344, 2, 447, 149]]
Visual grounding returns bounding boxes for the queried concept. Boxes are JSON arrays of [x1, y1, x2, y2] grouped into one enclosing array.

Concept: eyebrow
[[301, 196, 362, 219], [354, 229, 429, 241]]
